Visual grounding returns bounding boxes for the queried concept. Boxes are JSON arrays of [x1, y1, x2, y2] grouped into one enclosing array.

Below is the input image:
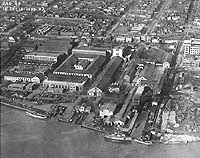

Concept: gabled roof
[[4, 72, 36, 78], [72, 52, 98, 59], [138, 64, 164, 82], [36, 73, 45, 81], [138, 64, 155, 80], [72, 46, 107, 56], [78, 60, 90, 69], [54, 54, 78, 72], [86, 55, 106, 74], [124, 58, 138, 80], [90, 56, 123, 91], [54, 55, 106, 77]]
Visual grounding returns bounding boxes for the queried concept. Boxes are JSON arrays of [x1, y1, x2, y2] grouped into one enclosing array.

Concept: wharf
[[131, 111, 150, 139], [81, 113, 106, 133], [81, 124, 106, 133]]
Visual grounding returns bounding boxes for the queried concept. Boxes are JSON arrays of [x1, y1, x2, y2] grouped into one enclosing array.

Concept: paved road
[[106, 0, 136, 37], [145, 0, 173, 35]]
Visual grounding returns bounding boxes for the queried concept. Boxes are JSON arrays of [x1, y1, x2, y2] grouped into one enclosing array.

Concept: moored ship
[[104, 131, 132, 143], [133, 137, 153, 145], [25, 110, 48, 120]]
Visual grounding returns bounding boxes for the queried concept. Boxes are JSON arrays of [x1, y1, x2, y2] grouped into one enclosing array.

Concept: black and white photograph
[[1, 0, 200, 158]]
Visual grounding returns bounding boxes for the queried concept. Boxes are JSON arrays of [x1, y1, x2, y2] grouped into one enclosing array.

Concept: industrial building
[[183, 38, 200, 56], [132, 63, 165, 94], [43, 74, 88, 92], [88, 56, 123, 97], [4, 72, 44, 84], [54, 54, 106, 79]]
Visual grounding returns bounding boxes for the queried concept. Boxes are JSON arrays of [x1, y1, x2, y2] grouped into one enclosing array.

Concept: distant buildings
[[183, 38, 200, 56]]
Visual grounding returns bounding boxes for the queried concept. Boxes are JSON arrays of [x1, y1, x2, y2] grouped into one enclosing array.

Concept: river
[[1, 105, 200, 158]]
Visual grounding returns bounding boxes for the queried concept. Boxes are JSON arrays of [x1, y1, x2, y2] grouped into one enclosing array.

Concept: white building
[[23, 51, 61, 62], [4, 72, 43, 84], [43, 74, 88, 92], [183, 38, 200, 56], [112, 46, 124, 58], [99, 103, 117, 118]]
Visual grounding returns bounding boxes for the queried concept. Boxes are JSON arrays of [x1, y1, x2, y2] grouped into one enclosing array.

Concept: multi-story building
[[4, 72, 44, 84], [43, 49, 107, 93], [43, 74, 88, 92], [54, 54, 106, 79], [183, 39, 200, 56], [23, 51, 62, 62]]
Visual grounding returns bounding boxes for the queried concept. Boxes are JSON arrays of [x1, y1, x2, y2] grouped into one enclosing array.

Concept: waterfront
[[1, 105, 200, 158]]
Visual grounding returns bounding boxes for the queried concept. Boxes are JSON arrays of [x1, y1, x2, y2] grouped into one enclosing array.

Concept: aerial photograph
[[0, 0, 200, 158]]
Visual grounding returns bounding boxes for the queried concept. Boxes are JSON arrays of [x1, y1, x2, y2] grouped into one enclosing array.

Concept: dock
[[131, 111, 150, 139]]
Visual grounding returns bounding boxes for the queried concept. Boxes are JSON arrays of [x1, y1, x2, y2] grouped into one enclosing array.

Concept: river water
[[1, 105, 200, 158]]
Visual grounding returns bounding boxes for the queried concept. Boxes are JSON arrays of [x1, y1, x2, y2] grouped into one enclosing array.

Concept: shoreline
[[1, 101, 29, 111], [1, 100, 200, 145]]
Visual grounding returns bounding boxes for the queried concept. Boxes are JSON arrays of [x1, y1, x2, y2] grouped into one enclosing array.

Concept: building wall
[[43, 80, 84, 92], [112, 47, 123, 58], [88, 87, 102, 96], [4, 75, 41, 84], [31, 76, 40, 84], [184, 39, 200, 56], [4, 76, 31, 83], [99, 109, 113, 118], [54, 72, 92, 79], [24, 55, 57, 62], [163, 62, 170, 69]]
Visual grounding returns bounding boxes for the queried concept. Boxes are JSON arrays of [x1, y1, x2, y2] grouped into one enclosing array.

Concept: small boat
[[133, 138, 153, 145], [25, 110, 48, 120], [104, 131, 132, 143]]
